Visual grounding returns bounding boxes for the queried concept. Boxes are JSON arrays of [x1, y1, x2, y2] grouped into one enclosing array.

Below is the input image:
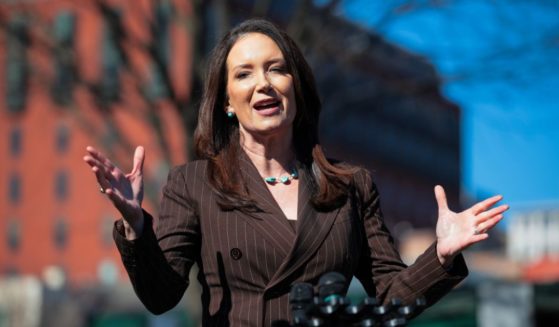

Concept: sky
[[335, 0, 559, 214]]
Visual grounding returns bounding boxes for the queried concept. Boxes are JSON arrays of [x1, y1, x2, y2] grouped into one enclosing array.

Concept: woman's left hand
[[434, 185, 509, 268]]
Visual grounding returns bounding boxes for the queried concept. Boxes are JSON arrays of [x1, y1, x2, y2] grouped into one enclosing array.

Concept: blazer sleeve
[[113, 165, 200, 315], [353, 169, 468, 312]]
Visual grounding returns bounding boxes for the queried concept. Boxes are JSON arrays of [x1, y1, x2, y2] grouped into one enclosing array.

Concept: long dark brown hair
[[194, 18, 357, 211]]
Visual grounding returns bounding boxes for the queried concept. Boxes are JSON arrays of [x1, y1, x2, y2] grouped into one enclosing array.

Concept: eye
[[270, 65, 287, 73], [235, 71, 250, 79]]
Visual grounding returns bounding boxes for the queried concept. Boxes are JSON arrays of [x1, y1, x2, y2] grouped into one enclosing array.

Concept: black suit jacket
[[114, 153, 468, 326]]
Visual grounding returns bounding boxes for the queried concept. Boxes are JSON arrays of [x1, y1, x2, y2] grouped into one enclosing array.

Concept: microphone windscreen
[[289, 282, 314, 308], [318, 271, 347, 299]]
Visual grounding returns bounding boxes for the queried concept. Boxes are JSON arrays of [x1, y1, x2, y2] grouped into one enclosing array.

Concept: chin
[[249, 122, 293, 137]]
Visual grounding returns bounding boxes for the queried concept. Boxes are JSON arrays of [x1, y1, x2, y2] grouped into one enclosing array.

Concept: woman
[[83, 19, 508, 326]]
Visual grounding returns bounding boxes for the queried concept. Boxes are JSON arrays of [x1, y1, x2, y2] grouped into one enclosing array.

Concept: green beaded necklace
[[264, 167, 298, 185]]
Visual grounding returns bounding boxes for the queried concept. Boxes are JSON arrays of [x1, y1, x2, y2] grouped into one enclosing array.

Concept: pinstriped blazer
[[113, 153, 468, 326]]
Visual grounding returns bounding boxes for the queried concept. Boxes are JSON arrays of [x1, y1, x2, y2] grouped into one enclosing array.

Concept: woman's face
[[225, 33, 297, 140]]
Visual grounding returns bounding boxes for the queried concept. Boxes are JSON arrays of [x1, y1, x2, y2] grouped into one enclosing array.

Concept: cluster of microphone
[[289, 272, 425, 327]]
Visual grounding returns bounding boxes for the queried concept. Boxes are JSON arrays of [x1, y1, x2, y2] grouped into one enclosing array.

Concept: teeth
[[254, 100, 279, 109]]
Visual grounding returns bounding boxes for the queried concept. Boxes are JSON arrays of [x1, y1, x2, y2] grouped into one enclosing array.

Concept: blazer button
[[230, 248, 242, 260]]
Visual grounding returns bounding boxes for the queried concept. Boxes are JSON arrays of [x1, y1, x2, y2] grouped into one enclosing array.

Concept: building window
[[55, 124, 69, 154], [5, 15, 29, 112], [9, 173, 21, 204], [7, 219, 21, 252], [100, 7, 123, 105], [55, 171, 68, 201], [10, 127, 22, 157], [51, 11, 76, 106], [53, 218, 68, 250], [147, 1, 172, 100]]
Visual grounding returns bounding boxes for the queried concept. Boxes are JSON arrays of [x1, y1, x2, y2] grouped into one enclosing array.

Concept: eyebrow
[[230, 58, 286, 71]]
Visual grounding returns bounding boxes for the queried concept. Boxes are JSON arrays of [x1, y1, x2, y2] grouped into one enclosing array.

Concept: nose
[[256, 71, 272, 92]]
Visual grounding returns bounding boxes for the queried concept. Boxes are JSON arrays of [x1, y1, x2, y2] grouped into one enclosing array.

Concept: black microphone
[[317, 272, 349, 321], [290, 282, 314, 326], [318, 272, 347, 303]]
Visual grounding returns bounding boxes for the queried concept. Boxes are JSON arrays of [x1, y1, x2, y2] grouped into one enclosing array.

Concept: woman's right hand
[[83, 145, 145, 240]]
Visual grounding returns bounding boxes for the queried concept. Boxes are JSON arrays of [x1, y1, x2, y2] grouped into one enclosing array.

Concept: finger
[[434, 185, 449, 212], [84, 155, 109, 176], [105, 189, 139, 220], [86, 146, 116, 171], [91, 166, 112, 192], [475, 204, 509, 223], [86, 146, 107, 163], [104, 187, 124, 206], [460, 231, 490, 249], [85, 148, 125, 182], [471, 195, 504, 215], [131, 146, 145, 175], [92, 167, 120, 199], [84, 155, 115, 181], [471, 233, 489, 243], [92, 171, 126, 206], [476, 214, 504, 234], [83, 154, 100, 168]]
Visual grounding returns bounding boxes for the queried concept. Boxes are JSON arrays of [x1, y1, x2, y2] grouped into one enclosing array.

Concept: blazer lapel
[[265, 164, 341, 292], [237, 153, 296, 259]]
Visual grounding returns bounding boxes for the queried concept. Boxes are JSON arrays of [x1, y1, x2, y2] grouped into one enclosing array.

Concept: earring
[[227, 111, 235, 118]]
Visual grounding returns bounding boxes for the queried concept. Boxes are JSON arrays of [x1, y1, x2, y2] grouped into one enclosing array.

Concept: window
[[9, 126, 22, 157], [5, 15, 29, 112], [100, 7, 123, 105], [55, 124, 69, 154], [147, 1, 172, 99], [55, 170, 68, 201], [9, 173, 21, 204], [53, 218, 68, 250], [7, 219, 21, 252], [51, 11, 76, 106]]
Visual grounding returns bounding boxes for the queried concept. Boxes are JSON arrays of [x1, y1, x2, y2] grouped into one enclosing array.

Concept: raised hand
[[434, 185, 509, 267], [83, 145, 145, 239]]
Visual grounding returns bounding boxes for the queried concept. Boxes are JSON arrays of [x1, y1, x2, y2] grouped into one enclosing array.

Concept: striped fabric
[[113, 153, 468, 326]]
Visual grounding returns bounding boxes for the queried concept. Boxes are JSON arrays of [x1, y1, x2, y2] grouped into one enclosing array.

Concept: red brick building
[[0, 0, 191, 285]]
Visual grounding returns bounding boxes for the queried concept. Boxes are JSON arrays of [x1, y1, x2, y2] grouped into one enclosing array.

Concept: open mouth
[[253, 99, 281, 111]]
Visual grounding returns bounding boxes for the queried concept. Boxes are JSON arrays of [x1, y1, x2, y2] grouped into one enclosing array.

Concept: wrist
[[123, 209, 144, 240], [436, 244, 457, 270]]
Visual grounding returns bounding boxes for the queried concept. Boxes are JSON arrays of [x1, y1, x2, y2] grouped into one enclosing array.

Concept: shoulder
[[330, 159, 379, 202], [324, 158, 377, 197], [166, 160, 210, 188], [352, 166, 374, 190], [170, 160, 208, 176], [327, 158, 373, 188]]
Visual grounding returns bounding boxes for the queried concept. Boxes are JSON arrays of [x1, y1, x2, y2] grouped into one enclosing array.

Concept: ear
[[224, 95, 229, 110]]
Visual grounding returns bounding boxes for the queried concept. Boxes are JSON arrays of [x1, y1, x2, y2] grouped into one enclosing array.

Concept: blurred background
[[0, 0, 558, 326]]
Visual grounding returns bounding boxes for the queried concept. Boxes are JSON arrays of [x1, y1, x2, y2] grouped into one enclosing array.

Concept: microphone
[[318, 271, 347, 303], [289, 282, 314, 326], [317, 272, 349, 320], [318, 272, 347, 303], [288, 272, 423, 326]]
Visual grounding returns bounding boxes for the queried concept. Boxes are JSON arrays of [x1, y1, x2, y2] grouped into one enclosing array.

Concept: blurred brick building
[[0, 0, 190, 285], [1, 0, 460, 287]]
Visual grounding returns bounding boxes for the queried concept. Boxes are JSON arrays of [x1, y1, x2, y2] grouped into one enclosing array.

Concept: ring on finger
[[99, 187, 106, 194], [473, 225, 483, 235]]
